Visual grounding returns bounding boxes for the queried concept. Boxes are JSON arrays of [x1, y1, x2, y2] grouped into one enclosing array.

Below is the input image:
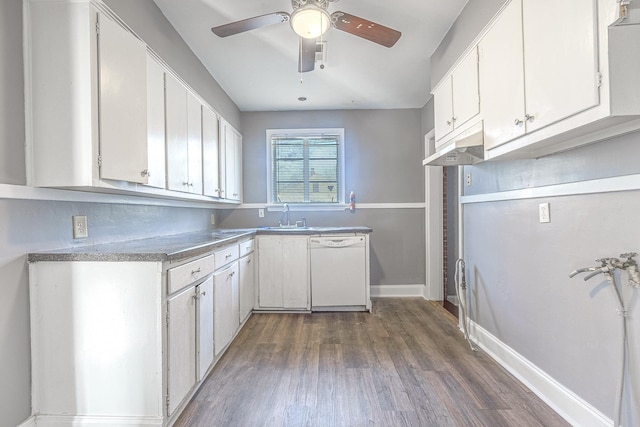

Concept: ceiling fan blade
[[331, 12, 401, 48], [211, 12, 290, 37], [298, 37, 317, 73]]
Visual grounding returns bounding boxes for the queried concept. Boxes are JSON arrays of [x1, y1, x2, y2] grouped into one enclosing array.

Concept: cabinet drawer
[[214, 244, 239, 270], [168, 254, 215, 294], [239, 239, 254, 257]]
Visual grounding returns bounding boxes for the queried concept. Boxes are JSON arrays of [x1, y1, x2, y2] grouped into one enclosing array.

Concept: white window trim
[[266, 128, 346, 210]]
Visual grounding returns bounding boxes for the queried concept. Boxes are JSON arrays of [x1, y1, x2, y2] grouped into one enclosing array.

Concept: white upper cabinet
[[145, 53, 167, 188], [220, 119, 242, 202], [25, 0, 242, 203], [166, 74, 203, 194], [97, 11, 148, 184], [521, 0, 599, 132], [433, 47, 480, 146], [202, 106, 221, 198], [26, 1, 149, 187], [479, 0, 526, 150], [166, 73, 189, 192], [479, 0, 640, 159], [187, 92, 204, 194]]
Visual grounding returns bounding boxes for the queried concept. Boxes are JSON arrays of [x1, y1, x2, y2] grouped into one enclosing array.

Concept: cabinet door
[[214, 264, 237, 356], [224, 126, 242, 201], [165, 74, 189, 192], [282, 236, 309, 309], [187, 92, 203, 194], [202, 106, 221, 197], [239, 253, 255, 323], [145, 54, 167, 188], [451, 47, 479, 130], [522, 0, 599, 132], [479, 0, 526, 150], [167, 286, 196, 415], [230, 262, 240, 333], [97, 11, 148, 184], [197, 277, 214, 381], [257, 237, 284, 308], [433, 78, 454, 142]]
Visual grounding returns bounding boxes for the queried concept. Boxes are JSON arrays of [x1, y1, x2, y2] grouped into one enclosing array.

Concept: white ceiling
[[152, 0, 467, 112]]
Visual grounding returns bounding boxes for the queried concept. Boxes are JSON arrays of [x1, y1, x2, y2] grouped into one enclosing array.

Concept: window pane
[[269, 131, 342, 204]]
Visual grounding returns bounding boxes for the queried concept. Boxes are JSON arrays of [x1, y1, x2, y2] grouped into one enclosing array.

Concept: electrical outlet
[[258, 208, 265, 218], [539, 203, 550, 223], [73, 215, 88, 239], [466, 173, 472, 186], [210, 213, 216, 225]]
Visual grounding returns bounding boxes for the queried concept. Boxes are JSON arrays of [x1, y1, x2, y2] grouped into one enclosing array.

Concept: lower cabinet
[[196, 278, 214, 381], [28, 261, 164, 424], [28, 242, 242, 426], [239, 252, 255, 323], [257, 235, 310, 310], [214, 262, 239, 356], [167, 285, 197, 415]]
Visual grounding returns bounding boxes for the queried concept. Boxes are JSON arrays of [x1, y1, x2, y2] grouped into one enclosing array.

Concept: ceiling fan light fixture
[[290, 5, 330, 38]]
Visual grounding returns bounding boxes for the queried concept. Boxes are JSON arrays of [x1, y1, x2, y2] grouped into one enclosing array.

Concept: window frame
[[266, 128, 346, 211]]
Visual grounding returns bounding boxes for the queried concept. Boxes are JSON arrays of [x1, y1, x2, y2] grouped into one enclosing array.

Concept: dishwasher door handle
[[310, 237, 364, 248]]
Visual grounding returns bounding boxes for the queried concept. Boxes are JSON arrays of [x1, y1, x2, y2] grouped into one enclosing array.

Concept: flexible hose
[[609, 274, 628, 427], [454, 258, 477, 351]]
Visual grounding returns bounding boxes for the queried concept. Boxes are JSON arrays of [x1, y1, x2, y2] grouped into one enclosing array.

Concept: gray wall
[[217, 109, 426, 287], [434, 0, 640, 423], [0, 0, 236, 424]]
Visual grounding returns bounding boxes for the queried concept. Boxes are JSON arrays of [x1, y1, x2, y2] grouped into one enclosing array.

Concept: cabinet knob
[[183, 181, 189, 186], [446, 120, 452, 126], [452, 117, 457, 122], [525, 113, 535, 123], [141, 169, 150, 177], [201, 291, 206, 297], [514, 118, 523, 126]]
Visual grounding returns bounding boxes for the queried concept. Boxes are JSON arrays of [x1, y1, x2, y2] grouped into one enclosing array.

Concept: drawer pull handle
[[228, 271, 235, 279], [191, 268, 202, 275], [225, 254, 233, 258]]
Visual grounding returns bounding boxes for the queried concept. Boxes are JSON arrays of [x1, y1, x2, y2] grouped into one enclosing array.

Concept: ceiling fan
[[211, 0, 402, 73]]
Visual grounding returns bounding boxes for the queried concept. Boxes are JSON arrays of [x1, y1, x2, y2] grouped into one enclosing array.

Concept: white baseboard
[[17, 416, 36, 427], [370, 284, 426, 298], [469, 321, 612, 427], [23, 415, 162, 426]]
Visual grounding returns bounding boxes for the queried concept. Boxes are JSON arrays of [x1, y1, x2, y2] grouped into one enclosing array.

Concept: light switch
[[539, 203, 550, 223]]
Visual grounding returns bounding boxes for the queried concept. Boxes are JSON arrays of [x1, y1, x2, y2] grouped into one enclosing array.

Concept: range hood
[[423, 121, 485, 167]]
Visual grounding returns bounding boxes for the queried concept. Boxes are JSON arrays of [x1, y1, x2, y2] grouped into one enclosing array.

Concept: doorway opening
[[442, 166, 458, 317]]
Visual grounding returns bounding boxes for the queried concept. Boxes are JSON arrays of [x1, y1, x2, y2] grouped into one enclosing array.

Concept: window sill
[[266, 204, 348, 212]]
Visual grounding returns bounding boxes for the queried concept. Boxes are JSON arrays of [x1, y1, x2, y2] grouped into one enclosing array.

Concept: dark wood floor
[[175, 298, 569, 427]]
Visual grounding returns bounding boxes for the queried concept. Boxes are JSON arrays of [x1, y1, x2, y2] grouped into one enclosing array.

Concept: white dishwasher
[[310, 235, 368, 311]]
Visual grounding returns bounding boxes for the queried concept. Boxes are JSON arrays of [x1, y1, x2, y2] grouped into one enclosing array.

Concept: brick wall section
[[442, 167, 448, 300]]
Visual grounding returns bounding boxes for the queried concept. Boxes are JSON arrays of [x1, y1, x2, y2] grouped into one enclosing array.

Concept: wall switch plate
[[72, 215, 88, 238], [258, 208, 265, 218], [210, 213, 215, 225], [539, 203, 550, 223], [466, 173, 472, 186]]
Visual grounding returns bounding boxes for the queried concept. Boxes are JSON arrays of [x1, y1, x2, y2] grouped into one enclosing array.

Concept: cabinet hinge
[[165, 310, 170, 326], [597, 72, 603, 88], [97, 155, 102, 167], [166, 395, 170, 411], [95, 21, 100, 35]]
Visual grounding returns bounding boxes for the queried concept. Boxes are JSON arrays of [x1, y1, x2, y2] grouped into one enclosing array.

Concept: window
[[267, 128, 345, 206]]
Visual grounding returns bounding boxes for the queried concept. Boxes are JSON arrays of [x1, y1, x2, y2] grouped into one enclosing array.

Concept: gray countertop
[[28, 226, 372, 263]]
